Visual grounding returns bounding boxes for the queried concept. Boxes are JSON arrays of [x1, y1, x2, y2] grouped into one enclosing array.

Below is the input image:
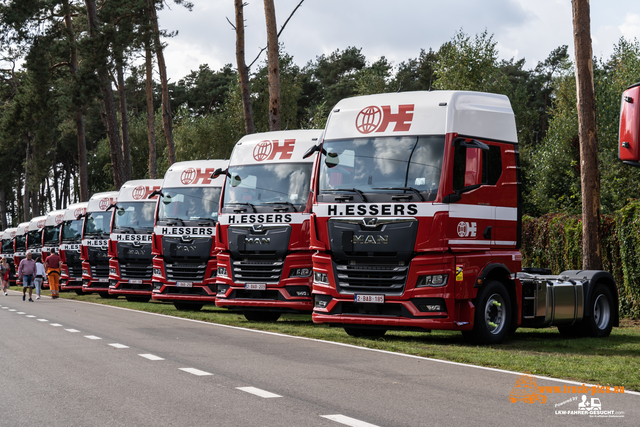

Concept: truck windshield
[[27, 230, 41, 248], [84, 211, 113, 236], [114, 202, 156, 231], [15, 235, 26, 251], [62, 220, 83, 242], [222, 163, 312, 210], [43, 225, 60, 245], [318, 136, 445, 201], [157, 187, 221, 222], [2, 239, 12, 253]]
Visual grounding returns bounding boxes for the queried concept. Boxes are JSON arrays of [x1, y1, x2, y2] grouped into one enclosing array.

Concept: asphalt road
[[0, 291, 637, 427]]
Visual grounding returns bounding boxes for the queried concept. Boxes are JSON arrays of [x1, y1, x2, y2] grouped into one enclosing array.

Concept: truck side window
[[453, 142, 502, 190]]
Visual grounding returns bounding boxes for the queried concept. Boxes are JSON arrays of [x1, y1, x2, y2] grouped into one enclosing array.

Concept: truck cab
[[215, 130, 322, 321], [60, 203, 88, 293], [1, 228, 17, 285], [13, 222, 30, 285], [151, 160, 227, 311], [26, 216, 47, 287], [42, 210, 65, 263], [108, 179, 163, 302], [81, 192, 118, 297]]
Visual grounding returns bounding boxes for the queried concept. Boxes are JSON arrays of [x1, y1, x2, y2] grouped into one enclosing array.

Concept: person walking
[[34, 257, 46, 300], [17, 251, 36, 302], [45, 248, 61, 299], [1, 257, 9, 295]]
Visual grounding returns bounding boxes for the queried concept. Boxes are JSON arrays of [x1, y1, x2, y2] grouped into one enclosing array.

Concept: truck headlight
[[289, 268, 312, 278], [313, 271, 329, 284], [416, 274, 448, 288], [153, 268, 162, 277], [217, 266, 228, 278], [109, 267, 117, 275]]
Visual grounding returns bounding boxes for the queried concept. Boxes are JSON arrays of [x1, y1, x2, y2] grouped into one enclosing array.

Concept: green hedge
[[522, 200, 640, 318]]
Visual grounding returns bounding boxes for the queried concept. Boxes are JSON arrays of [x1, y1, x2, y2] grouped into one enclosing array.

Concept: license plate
[[176, 282, 192, 288], [245, 283, 266, 290], [355, 294, 384, 303], [98, 278, 109, 283], [129, 279, 143, 284]]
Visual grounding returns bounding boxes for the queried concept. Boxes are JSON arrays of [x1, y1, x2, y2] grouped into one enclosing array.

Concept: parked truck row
[[0, 89, 626, 344]]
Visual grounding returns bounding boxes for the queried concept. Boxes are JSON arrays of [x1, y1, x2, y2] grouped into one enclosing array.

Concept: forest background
[[2, 1, 640, 317]]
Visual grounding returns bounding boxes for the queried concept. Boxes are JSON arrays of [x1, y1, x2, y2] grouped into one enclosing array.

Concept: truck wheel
[[126, 296, 151, 303], [98, 292, 113, 298], [344, 327, 387, 338], [74, 290, 84, 295], [243, 311, 281, 322], [584, 284, 614, 338], [173, 302, 204, 311], [465, 280, 512, 344]]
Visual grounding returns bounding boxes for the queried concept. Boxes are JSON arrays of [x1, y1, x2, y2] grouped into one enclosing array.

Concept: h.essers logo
[[180, 167, 218, 185], [355, 104, 414, 134], [457, 221, 477, 237], [252, 139, 296, 162], [99, 198, 111, 210], [132, 186, 147, 200]]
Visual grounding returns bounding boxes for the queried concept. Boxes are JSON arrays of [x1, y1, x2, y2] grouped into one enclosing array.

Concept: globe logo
[[253, 141, 273, 161], [356, 106, 383, 134], [457, 221, 468, 237], [74, 208, 85, 218], [37, 220, 46, 228], [181, 167, 197, 185], [132, 186, 146, 200], [10, 231, 16, 238], [99, 198, 110, 210], [55, 214, 64, 225]]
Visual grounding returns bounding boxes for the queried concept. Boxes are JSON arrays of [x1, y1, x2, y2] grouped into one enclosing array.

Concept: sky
[[156, 0, 640, 82]]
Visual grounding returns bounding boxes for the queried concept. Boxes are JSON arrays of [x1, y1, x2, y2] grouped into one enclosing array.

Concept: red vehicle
[[108, 179, 163, 302], [59, 203, 88, 293], [214, 130, 322, 321], [620, 82, 640, 167], [308, 90, 618, 343], [13, 222, 30, 286], [26, 216, 48, 288], [1, 228, 17, 285], [151, 160, 227, 311], [42, 210, 65, 262], [81, 191, 119, 297]]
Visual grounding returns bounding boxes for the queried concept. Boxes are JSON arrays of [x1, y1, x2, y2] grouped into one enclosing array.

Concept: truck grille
[[165, 263, 206, 282], [231, 258, 283, 283], [90, 264, 109, 278], [120, 263, 153, 280], [334, 262, 408, 294], [67, 264, 83, 278]]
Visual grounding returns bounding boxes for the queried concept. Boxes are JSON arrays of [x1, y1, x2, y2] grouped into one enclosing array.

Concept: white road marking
[[179, 368, 212, 376], [1, 307, 7, 309], [84, 335, 101, 340], [37, 319, 48, 322], [65, 329, 80, 333], [16, 312, 25, 314], [320, 414, 380, 427], [26, 315, 35, 318], [8, 309, 16, 312], [50, 323, 62, 327], [109, 343, 129, 349], [139, 354, 164, 361], [236, 387, 281, 398]]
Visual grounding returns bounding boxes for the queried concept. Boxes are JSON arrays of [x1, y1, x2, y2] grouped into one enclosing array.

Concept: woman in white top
[[34, 257, 46, 300]]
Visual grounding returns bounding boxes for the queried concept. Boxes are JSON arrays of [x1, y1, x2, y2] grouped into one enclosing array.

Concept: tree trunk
[[0, 190, 7, 230], [145, 39, 157, 179], [63, 0, 88, 202], [23, 139, 31, 222], [148, 0, 176, 165], [263, 0, 281, 131], [235, 0, 255, 134], [85, 0, 126, 189], [116, 58, 132, 181], [572, 0, 602, 270]]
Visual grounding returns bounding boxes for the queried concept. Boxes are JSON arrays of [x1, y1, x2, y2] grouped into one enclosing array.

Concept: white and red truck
[[108, 179, 163, 302], [307, 90, 618, 343], [214, 130, 323, 321], [42, 209, 66, 262], [1, 228, 17, 285], [60, 202, 88, 294], [151, 160, 227, 310], [13, 222, 30, 286], [26, 216, 48, 287], [80, 191, 119, 297]]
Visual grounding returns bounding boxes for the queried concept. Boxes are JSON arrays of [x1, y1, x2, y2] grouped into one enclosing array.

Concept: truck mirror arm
[[148, 189, 164, 199], [443, 184, 482, 203], [105, 203, 118, 211], [302, 143, 326, 159], [211, 168, 231, 179], [454, 137, 490, 151]]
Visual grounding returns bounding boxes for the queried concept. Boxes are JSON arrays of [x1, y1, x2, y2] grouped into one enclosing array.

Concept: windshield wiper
[[226, 202, 257, 213], [116, 226, 137, 234], [162, 217, 185, 226], [372, 187, 425, 202], [324, 188, 368, 202], [262, 201, 298, 212], [194, 217, 216, 225]]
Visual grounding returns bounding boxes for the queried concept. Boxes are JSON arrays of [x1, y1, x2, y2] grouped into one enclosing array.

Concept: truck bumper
[[108, 280, 153, 296]]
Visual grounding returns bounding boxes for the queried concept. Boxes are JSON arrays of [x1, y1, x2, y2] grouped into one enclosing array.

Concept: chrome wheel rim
[[485, 293, 506, 335], [593, 294, 611, 330]]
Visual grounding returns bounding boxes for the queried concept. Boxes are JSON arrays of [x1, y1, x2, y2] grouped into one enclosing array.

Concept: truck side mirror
[[620, 83, 640, 167]]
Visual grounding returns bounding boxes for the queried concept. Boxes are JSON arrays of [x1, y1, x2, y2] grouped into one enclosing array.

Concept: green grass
[[18, 286, 640, 392]]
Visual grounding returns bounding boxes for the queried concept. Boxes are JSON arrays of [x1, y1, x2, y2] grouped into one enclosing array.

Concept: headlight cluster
[[109, 267, 117, 275], [289, 268, 312, 278], [217, 266, 228, 278], [313, 271, 329, 284], [153, 268, 162, 277], [416, 274, 448, 288]]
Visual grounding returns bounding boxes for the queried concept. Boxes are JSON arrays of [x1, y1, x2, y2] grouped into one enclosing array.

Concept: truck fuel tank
[[518, 273, 584, 328]]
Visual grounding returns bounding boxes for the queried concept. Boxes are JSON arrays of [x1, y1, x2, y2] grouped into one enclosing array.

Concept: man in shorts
[[17, 251, 37, 302]]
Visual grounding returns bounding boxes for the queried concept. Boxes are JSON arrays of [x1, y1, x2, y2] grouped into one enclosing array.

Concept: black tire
[[98, 292, 111, 298], [126, 296, 151, 303], [464, 280, 512, 344], [173, 302, 204, 311], [584, 284, 614, 338], [74, 290, 84, 295], [243, 311, 281, 322], [344, 327, 387, 338]]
